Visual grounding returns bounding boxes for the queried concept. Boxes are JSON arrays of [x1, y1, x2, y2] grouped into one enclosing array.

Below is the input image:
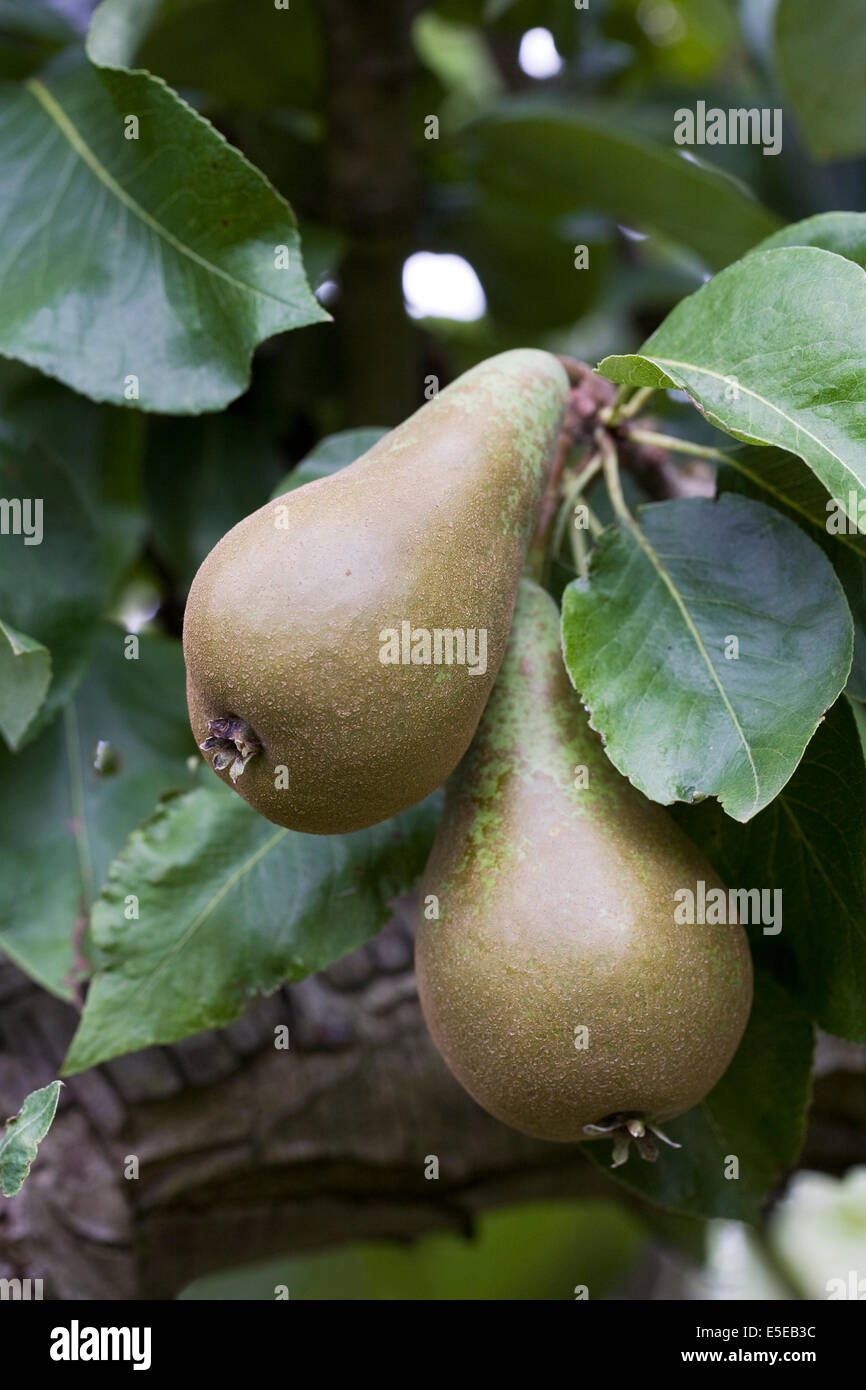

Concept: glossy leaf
[[675, 698, 866, 1044], [587, 972, 813, 1222], [717, 443, 866, 700], [755, 210, 866, 266], [0, 57, 327, 412], [62, 785, 442, 1073], [600, 247, 866, 528], [561, 495, 852, 822]]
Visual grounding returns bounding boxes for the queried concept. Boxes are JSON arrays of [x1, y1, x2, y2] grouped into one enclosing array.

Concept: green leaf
[[0, 55, 328, 413], [599, 247, 866, 529], [717, 443, 866, 700], [561, 495, 852, 822], [470, 104, 779, 271], [0, 1080, 62, 1197], [0, 430, 104, 741], [270, 427, 389, 499], [755, 210, 866, 266], [776, 0, 866, 161], [0, 619, 51, 750], [62, 785, 442, 1074], [0, 625, 195, 997], [674, 699, 866, 1044], [586, 972, 813, 1222]]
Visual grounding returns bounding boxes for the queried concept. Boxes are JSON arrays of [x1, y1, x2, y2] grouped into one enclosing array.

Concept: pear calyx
[[582, 1113, 683, 1168], [200, 716, 261, 784]]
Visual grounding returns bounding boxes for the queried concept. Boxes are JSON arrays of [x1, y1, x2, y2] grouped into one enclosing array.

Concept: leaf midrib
[[26, 76, 295, 310], [620, 511, 761, 816], [648, 354, 862, 496]]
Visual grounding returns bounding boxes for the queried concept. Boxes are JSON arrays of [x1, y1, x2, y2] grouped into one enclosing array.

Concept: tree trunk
[[2, 899, 864, 1300], [319, 0, 423, 426]]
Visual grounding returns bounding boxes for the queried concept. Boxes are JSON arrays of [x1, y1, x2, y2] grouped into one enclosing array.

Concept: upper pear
[[183, 350, 568, 833]]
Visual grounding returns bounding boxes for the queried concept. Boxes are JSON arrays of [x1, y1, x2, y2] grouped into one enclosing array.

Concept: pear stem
[[544, 449, 603, 584], [602, 384, 656, 425], [570, 518, 589, 579], [528, 427, 578, 579], [625, 426, 730, 464], [596, 428, 633, 525], [599, 382, 632, 424]]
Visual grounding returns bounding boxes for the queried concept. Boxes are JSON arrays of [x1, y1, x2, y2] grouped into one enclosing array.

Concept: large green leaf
[[0, 50, 327, 412], [0, 626, 195, 996], [561, 495, 852, 822], [717, 443, 866, 700], [0, 430, 104, 742], [0, 1080, 62, 1197], [776, 0, 866, 162], [63, 785, 442, 1074], [587, 972, 813, 1222], [756, 210, 866, 265], [599, 247, 866, 528], [469, 104, 779, 271], [675, 698, 866, 1044]]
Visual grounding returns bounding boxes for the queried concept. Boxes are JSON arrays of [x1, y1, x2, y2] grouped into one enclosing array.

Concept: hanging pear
[[184, 350, 568, 833], [415, 579, 753, 1159]]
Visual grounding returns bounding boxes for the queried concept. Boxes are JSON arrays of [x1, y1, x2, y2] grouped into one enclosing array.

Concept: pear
[[415, 579, 753, 1157], [184, 350, 568, 833]]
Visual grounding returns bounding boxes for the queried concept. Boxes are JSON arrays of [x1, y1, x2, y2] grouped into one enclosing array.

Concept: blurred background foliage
[[3, 0, 866, 1298]]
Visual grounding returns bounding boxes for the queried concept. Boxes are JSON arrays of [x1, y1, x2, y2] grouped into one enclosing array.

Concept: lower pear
[[415, 579, 753, 1156]]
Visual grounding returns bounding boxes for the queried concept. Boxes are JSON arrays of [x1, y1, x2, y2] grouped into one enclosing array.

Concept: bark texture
[[2, 899, 865, 1300]]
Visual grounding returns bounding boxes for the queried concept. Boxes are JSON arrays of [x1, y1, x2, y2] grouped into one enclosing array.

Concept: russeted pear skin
[[184, 350, 569, 834], [415, 580, 753, 1145]]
